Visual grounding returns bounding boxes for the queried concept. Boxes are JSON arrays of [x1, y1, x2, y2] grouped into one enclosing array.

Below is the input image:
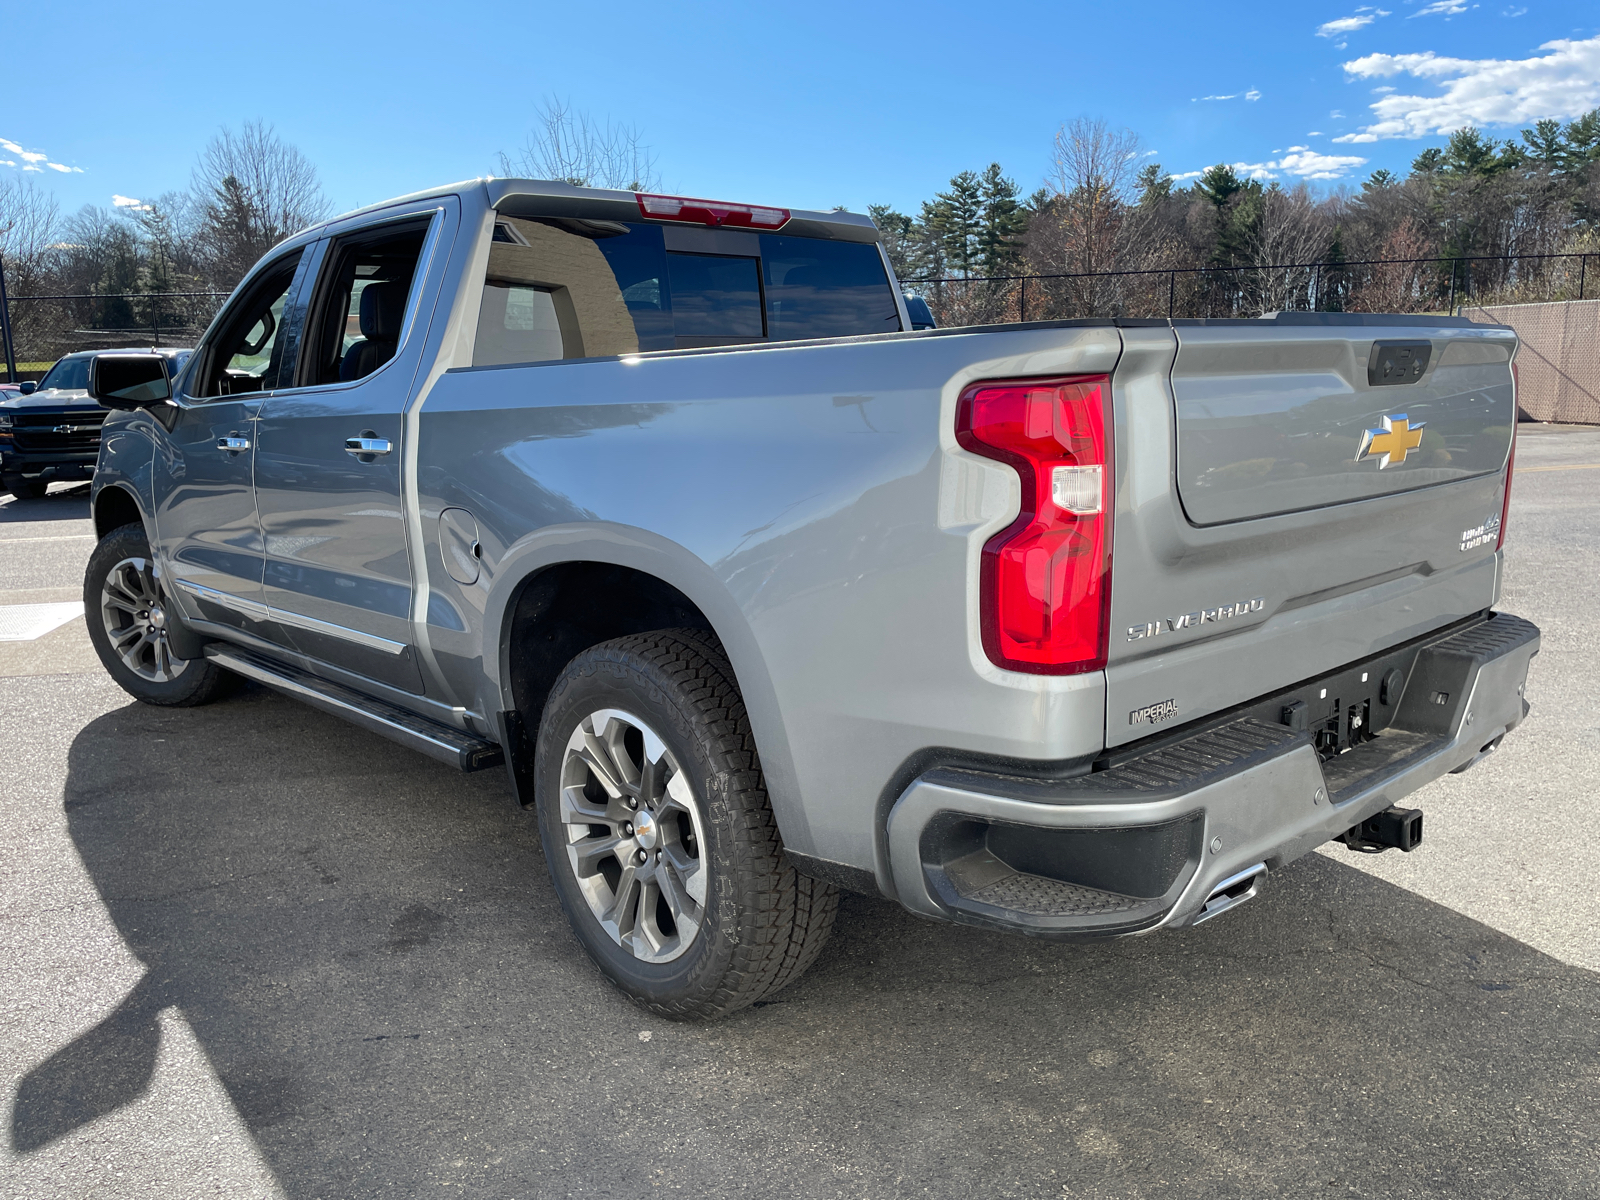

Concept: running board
[[205, 645, 504, 772]]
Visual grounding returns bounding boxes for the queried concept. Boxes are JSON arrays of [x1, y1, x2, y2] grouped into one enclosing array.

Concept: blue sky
[[4, 0, 1599, 221]]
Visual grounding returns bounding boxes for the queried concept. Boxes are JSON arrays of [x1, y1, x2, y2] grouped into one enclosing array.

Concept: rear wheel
[[534, 629, 837, 1020], [84, 523, 235, 706]]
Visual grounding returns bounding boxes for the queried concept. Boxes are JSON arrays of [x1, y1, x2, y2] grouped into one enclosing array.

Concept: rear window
[[472, 217, 899, 367]]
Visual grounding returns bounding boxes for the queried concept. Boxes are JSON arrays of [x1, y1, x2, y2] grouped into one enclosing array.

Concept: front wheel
[[3, 473, 49, 499], [83, 522, 235, 706], [534, 629, 837, 1020]]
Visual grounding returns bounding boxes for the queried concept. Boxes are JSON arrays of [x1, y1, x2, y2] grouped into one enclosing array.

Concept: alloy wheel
[[559, 708, 707, 963], [100, 556, 189, 683]]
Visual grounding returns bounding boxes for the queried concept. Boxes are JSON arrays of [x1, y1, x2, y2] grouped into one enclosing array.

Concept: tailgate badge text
[[1460, 513, 1501, 552], [1130, 699, 1179, 726], [1128, 596, 1265, 642]]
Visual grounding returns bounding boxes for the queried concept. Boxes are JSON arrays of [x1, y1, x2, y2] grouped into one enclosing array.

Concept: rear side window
[[762, 237, 902, 340], [472, 217, 900, 367]]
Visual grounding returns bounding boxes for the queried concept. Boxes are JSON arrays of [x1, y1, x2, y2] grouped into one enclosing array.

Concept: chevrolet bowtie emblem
[[1355, 413, 1425, 469]]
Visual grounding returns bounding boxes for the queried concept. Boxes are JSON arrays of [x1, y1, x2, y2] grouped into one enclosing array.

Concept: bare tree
[[497, 97, 661, 192], [0, 175, 62, 294], [192, 121, 331, 286]]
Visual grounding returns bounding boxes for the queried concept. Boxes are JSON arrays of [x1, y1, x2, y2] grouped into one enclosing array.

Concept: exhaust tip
[[1194, 862, 1267, 925]]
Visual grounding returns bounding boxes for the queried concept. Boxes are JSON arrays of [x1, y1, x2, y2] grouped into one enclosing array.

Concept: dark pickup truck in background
[[1, 348, 189, 498]]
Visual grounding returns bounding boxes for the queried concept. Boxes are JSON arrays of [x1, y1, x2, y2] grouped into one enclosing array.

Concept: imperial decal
[[1128, 596, 1265, 642], [1460, 513, 1501, 552], [1355, 413, 1426, 469], [1130, 699, 1179, 726]]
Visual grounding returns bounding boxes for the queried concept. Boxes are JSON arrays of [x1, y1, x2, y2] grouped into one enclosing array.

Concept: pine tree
[[1134, 163, 1171, 207], [977, 163, 1027, 275], [922, 171, 985, 278]]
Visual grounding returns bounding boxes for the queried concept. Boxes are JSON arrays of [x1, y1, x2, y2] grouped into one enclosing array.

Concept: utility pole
[[0, 250, 17, 383]]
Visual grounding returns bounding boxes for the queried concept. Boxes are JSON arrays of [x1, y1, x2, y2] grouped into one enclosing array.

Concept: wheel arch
[[92, 482, 147, 541], [482, 525, 815, 857]]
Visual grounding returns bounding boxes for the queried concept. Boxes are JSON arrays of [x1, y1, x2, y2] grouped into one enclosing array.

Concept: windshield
[[36, 356, 92, 391]]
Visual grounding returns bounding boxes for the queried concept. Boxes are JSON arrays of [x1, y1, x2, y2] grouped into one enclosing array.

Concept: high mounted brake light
[[957, 375, 1112, 674], [635, 193, 790, 230]]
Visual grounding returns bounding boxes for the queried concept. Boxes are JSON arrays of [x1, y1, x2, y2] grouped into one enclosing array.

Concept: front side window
[[195, 251, 303, 397], [472, 217, 900, 368]]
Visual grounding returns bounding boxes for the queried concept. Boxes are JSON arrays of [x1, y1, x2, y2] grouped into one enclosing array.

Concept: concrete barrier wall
[[1466, 299, 1600, 425]]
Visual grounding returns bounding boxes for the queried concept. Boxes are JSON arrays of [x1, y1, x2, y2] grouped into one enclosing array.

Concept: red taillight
[[956, 375, 1112, 674], [635, 193, 790, 230], [1498, 362, 1518, 551]]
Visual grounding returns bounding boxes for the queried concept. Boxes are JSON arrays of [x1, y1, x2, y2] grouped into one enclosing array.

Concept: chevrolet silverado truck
[[80, 178, 1538, 1019], [1, 348, 188, 498]]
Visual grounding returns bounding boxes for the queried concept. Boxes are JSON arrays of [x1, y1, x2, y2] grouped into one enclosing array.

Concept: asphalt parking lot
[[2, 428, 1597, 1200]]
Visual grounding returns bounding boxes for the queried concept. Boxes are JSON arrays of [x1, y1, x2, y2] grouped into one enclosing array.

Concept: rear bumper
[[886, 612, 1539, 939]]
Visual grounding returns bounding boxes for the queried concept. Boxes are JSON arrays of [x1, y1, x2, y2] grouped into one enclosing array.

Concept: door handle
[[345, 437, 392, 457], [217, 435, 250, 453]]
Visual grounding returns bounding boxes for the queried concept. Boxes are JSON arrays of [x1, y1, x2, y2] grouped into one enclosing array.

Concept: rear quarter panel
[[414, 325, 1121, 886]]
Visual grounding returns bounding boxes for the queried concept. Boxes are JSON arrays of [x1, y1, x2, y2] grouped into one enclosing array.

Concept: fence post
[[1581, 255, 1587, 302], [1168, 271, 1175, 318], [0, 251, 17, 383], [1020, 276, 1026, 323], [1447, 260, 1456, 315]]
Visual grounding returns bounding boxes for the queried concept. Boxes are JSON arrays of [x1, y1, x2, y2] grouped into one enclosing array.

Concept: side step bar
[[205, 645, 504, 772]]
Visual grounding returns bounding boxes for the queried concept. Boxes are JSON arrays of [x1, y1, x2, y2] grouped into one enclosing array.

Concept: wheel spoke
[[661, 842, 706, 907], [656, 856, 701, 927], [576, 735, 625, 799], [570, 833, 625, 878], [631, 879, 668, 956], [598, 718, 642, 790], [606, 861, 640, 932], [560, 783, 612, 826]]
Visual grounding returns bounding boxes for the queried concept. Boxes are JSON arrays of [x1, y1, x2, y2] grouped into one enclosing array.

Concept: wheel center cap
[[149, 604, 167, 630], [633, 809, 658, 850]]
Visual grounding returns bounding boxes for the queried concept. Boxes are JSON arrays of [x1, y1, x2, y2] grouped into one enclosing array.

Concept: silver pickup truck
[[82, 178, 1538, 1019]]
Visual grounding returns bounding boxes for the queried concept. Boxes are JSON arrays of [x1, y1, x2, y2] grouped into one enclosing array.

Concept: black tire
[[534, 628, 838, 1020], [83, 522, 235, 707], [3, 473, 49, 499]]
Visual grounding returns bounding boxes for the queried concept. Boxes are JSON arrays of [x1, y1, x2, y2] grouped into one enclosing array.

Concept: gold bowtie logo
[[1355, 413, 1425, 469]]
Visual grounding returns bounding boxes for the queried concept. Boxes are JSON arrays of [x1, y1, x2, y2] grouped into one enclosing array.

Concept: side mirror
[[17, 381, 35, 395], [88, 354, 172, 410]]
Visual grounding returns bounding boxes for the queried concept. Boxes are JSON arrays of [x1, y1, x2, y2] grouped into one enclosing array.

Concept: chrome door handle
[[345, 437, 392, 456], [217, 435, 251, 453]]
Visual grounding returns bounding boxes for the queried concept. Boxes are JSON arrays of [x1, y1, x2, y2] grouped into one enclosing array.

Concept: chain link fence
[[903, 251, 1598, 326], [2, 291, 228, 376]]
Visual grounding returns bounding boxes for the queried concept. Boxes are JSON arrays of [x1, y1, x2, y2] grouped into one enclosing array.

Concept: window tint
[[196, 251, 303, 397], [762, 237, 901, 340], [37, 356, 91, 391], [666, 253, 763, 338], [473, 217, 899, 368], [301, 220, 430, 386]]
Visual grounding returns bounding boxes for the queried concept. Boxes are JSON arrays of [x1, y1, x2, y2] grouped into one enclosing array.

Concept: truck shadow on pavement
[[19, 687, 1600, 1199], [0, 484, 90, 523]]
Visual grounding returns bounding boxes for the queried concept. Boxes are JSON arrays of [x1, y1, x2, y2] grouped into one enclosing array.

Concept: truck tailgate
[[1104, 316, 1517, 749]]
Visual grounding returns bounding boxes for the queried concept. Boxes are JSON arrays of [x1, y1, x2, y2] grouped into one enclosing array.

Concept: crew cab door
[[156, 248, 310, 635], [251, 203, 454, 693]]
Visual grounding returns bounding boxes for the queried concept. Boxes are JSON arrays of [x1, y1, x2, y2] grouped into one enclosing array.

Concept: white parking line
[[0, 602, 86, 641]]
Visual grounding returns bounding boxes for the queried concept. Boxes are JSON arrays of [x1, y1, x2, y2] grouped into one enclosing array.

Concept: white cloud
[[1172, 151, 1369, 183], [0, 160, 13, 168], [1286, 144, 1311, 151], [1330, 109, 1346, 118], [1233, 150, 1370, 180], [1245, 88, 1262, 101], [1193, 89, 1261, 102], [1502, 5, 1526, 14], [1308, 130, 1326, 135], [1409, 1, 1471, 15], [112, 194, 151, 210], [1317, 11, 1389, 36], [1338, 34, 1600, 140], [0, 135, 84, 175]]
